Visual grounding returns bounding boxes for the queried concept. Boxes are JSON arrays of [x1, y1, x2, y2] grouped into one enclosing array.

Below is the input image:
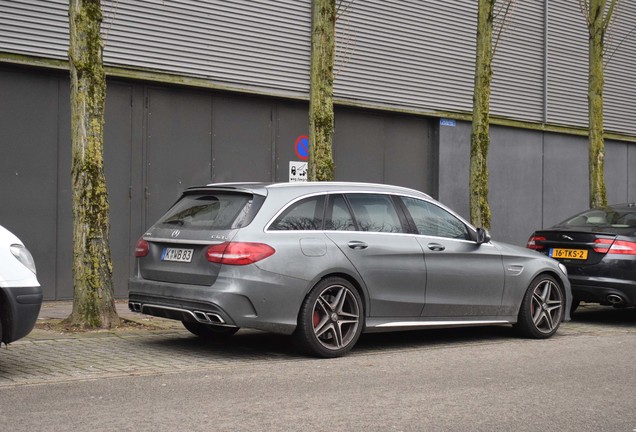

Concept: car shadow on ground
[[571, 304, 636, 327], [137, 306, 634, 359], [139, 324, 519, 360]]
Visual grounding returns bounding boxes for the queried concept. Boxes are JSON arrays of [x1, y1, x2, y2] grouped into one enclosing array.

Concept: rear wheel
[[295, 277, 363, 358], [182, 321, 239, 339], [514, 275, 563, 338]]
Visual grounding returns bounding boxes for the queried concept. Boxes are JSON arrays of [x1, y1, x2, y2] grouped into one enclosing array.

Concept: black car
[[527, 203, 636, 312]]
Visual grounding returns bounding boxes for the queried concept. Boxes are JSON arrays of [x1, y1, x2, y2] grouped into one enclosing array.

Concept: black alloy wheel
[[514, 274, 564, 338], [295, 277, 363, 358]]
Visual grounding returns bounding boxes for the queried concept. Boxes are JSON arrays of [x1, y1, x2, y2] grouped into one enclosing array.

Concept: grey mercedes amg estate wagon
[[129, 182, 571, 357]]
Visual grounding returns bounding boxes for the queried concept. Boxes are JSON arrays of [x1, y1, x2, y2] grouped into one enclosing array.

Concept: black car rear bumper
[[0, 285, 43, 343], [568, 275, 636, 306]]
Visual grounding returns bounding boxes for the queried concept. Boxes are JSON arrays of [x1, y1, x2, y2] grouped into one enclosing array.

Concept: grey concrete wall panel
[[275, 102, 309, 182], [45, 79, 137, 299], [104, 83, 135, 297], [333, 108, 390, 184], [211, 94, 272, 183], [0, 68, 60, 300], [542, 134, 589, 228], [145, 87, 212, 225], [382, 114, 433, 193], [437, 120, 472, 221], [333, 107, 434, 194], [488, 128, 543, 246], [604, 140, 628, 204], [55, 79, 73, 300]]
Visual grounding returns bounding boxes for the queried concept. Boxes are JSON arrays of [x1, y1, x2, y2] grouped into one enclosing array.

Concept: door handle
[[427, 243, 445, 251], [347, 241, 368, 250]]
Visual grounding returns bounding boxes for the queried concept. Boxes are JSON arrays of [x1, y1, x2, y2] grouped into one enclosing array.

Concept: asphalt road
[[0, 306, 634, 432]]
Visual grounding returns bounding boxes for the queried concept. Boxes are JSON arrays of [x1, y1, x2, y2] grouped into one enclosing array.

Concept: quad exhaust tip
[[127, 301, 225, 324], [129, 301, 142, 312]]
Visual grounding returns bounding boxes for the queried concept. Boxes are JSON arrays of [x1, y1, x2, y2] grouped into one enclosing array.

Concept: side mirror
[[476, 227, 491, 245]]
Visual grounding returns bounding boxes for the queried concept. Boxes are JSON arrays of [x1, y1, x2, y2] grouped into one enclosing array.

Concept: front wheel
[[295, 277, 364, 358], [514, 275, 563, 339]]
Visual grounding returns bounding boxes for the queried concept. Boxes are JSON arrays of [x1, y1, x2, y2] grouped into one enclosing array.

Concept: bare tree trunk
[[470, 0, 495, 229], [65, 0, 119, 329], [586, 0, 611, 208], [308, 0, 336, 181]]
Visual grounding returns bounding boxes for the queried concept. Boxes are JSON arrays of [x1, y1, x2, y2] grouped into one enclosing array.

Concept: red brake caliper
[[313, 311, 320, 328]]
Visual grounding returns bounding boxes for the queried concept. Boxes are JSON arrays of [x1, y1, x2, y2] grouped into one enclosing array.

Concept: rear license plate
[[550, 248, 588, 260], [161, 247, 194, 263]]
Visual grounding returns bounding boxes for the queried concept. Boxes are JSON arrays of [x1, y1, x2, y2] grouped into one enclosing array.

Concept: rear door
[[324, 194, 427, 317]]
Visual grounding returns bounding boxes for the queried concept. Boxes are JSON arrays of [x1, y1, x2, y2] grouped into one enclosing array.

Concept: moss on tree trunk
[[470, 0, 495, 229], [308, 0, 336, 181], [586, 0, 610, 208], [65, 0, 119, 329]]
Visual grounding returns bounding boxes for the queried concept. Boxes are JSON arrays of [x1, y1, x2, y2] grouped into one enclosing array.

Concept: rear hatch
[[528, 229, 617, 266], [137, 188, 265, 286], [528, 206, 636, 266]]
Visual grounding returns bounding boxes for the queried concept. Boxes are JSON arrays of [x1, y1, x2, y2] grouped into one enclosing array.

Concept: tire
[[295, 277, 364, 358], [182, 321, 239, 339], [514, 274, 564, 339]]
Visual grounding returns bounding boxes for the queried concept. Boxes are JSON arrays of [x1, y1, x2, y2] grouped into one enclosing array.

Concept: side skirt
[[364, 317, 515, 334]]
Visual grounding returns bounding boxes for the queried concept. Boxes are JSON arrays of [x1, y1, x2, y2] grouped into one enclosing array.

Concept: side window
[[269, 196, 324, 230], [346, 194, 404, 233], [401, 197, 470, 240], [325, 195, 355, 231]]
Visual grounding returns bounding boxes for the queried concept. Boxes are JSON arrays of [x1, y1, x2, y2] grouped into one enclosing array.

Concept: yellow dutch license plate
[[550, 248, 588, 260]]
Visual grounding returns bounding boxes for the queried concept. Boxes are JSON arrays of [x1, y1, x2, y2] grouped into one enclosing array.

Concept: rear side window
[[270, 196, 325, 231], [401, 197, 470, 240], [325, 194, 355, 231], [158, 193, 254, 230], [346, 194, 403, 233]]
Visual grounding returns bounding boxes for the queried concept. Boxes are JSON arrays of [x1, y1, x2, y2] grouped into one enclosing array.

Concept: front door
[[399, 196, 505, 317]]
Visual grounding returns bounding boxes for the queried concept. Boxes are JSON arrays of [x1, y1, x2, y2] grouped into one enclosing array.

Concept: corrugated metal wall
[[547, 0, 636, 134], [1, 0, 635, 135]]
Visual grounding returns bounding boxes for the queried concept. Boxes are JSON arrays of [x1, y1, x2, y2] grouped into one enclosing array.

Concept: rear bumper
[[128, 271, 309, 335], [0, 285, 43, 343], [568, 275, 636, 306]]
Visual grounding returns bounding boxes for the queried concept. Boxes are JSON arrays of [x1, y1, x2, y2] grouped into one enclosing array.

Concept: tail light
[[526, 235, 546, 250], [135, 239, 149, 257], [207, 242, 275, 265], [594, 238, 636, 255]]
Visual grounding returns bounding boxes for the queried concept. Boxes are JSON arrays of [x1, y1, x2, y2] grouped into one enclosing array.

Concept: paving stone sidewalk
[[0, 301, 633, 388]]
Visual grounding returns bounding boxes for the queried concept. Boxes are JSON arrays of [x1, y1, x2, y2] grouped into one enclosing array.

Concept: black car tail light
[[135, 239, 150, 257], [594, 238, 636, 255], [206, 242, 275, 265], [526, 235, 546, 250]]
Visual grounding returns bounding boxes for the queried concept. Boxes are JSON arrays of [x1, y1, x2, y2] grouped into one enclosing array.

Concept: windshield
[[158, 193, 254, 230]]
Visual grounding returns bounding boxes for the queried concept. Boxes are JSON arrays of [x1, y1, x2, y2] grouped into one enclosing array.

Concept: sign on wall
[[289, 161, 307, 182]]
